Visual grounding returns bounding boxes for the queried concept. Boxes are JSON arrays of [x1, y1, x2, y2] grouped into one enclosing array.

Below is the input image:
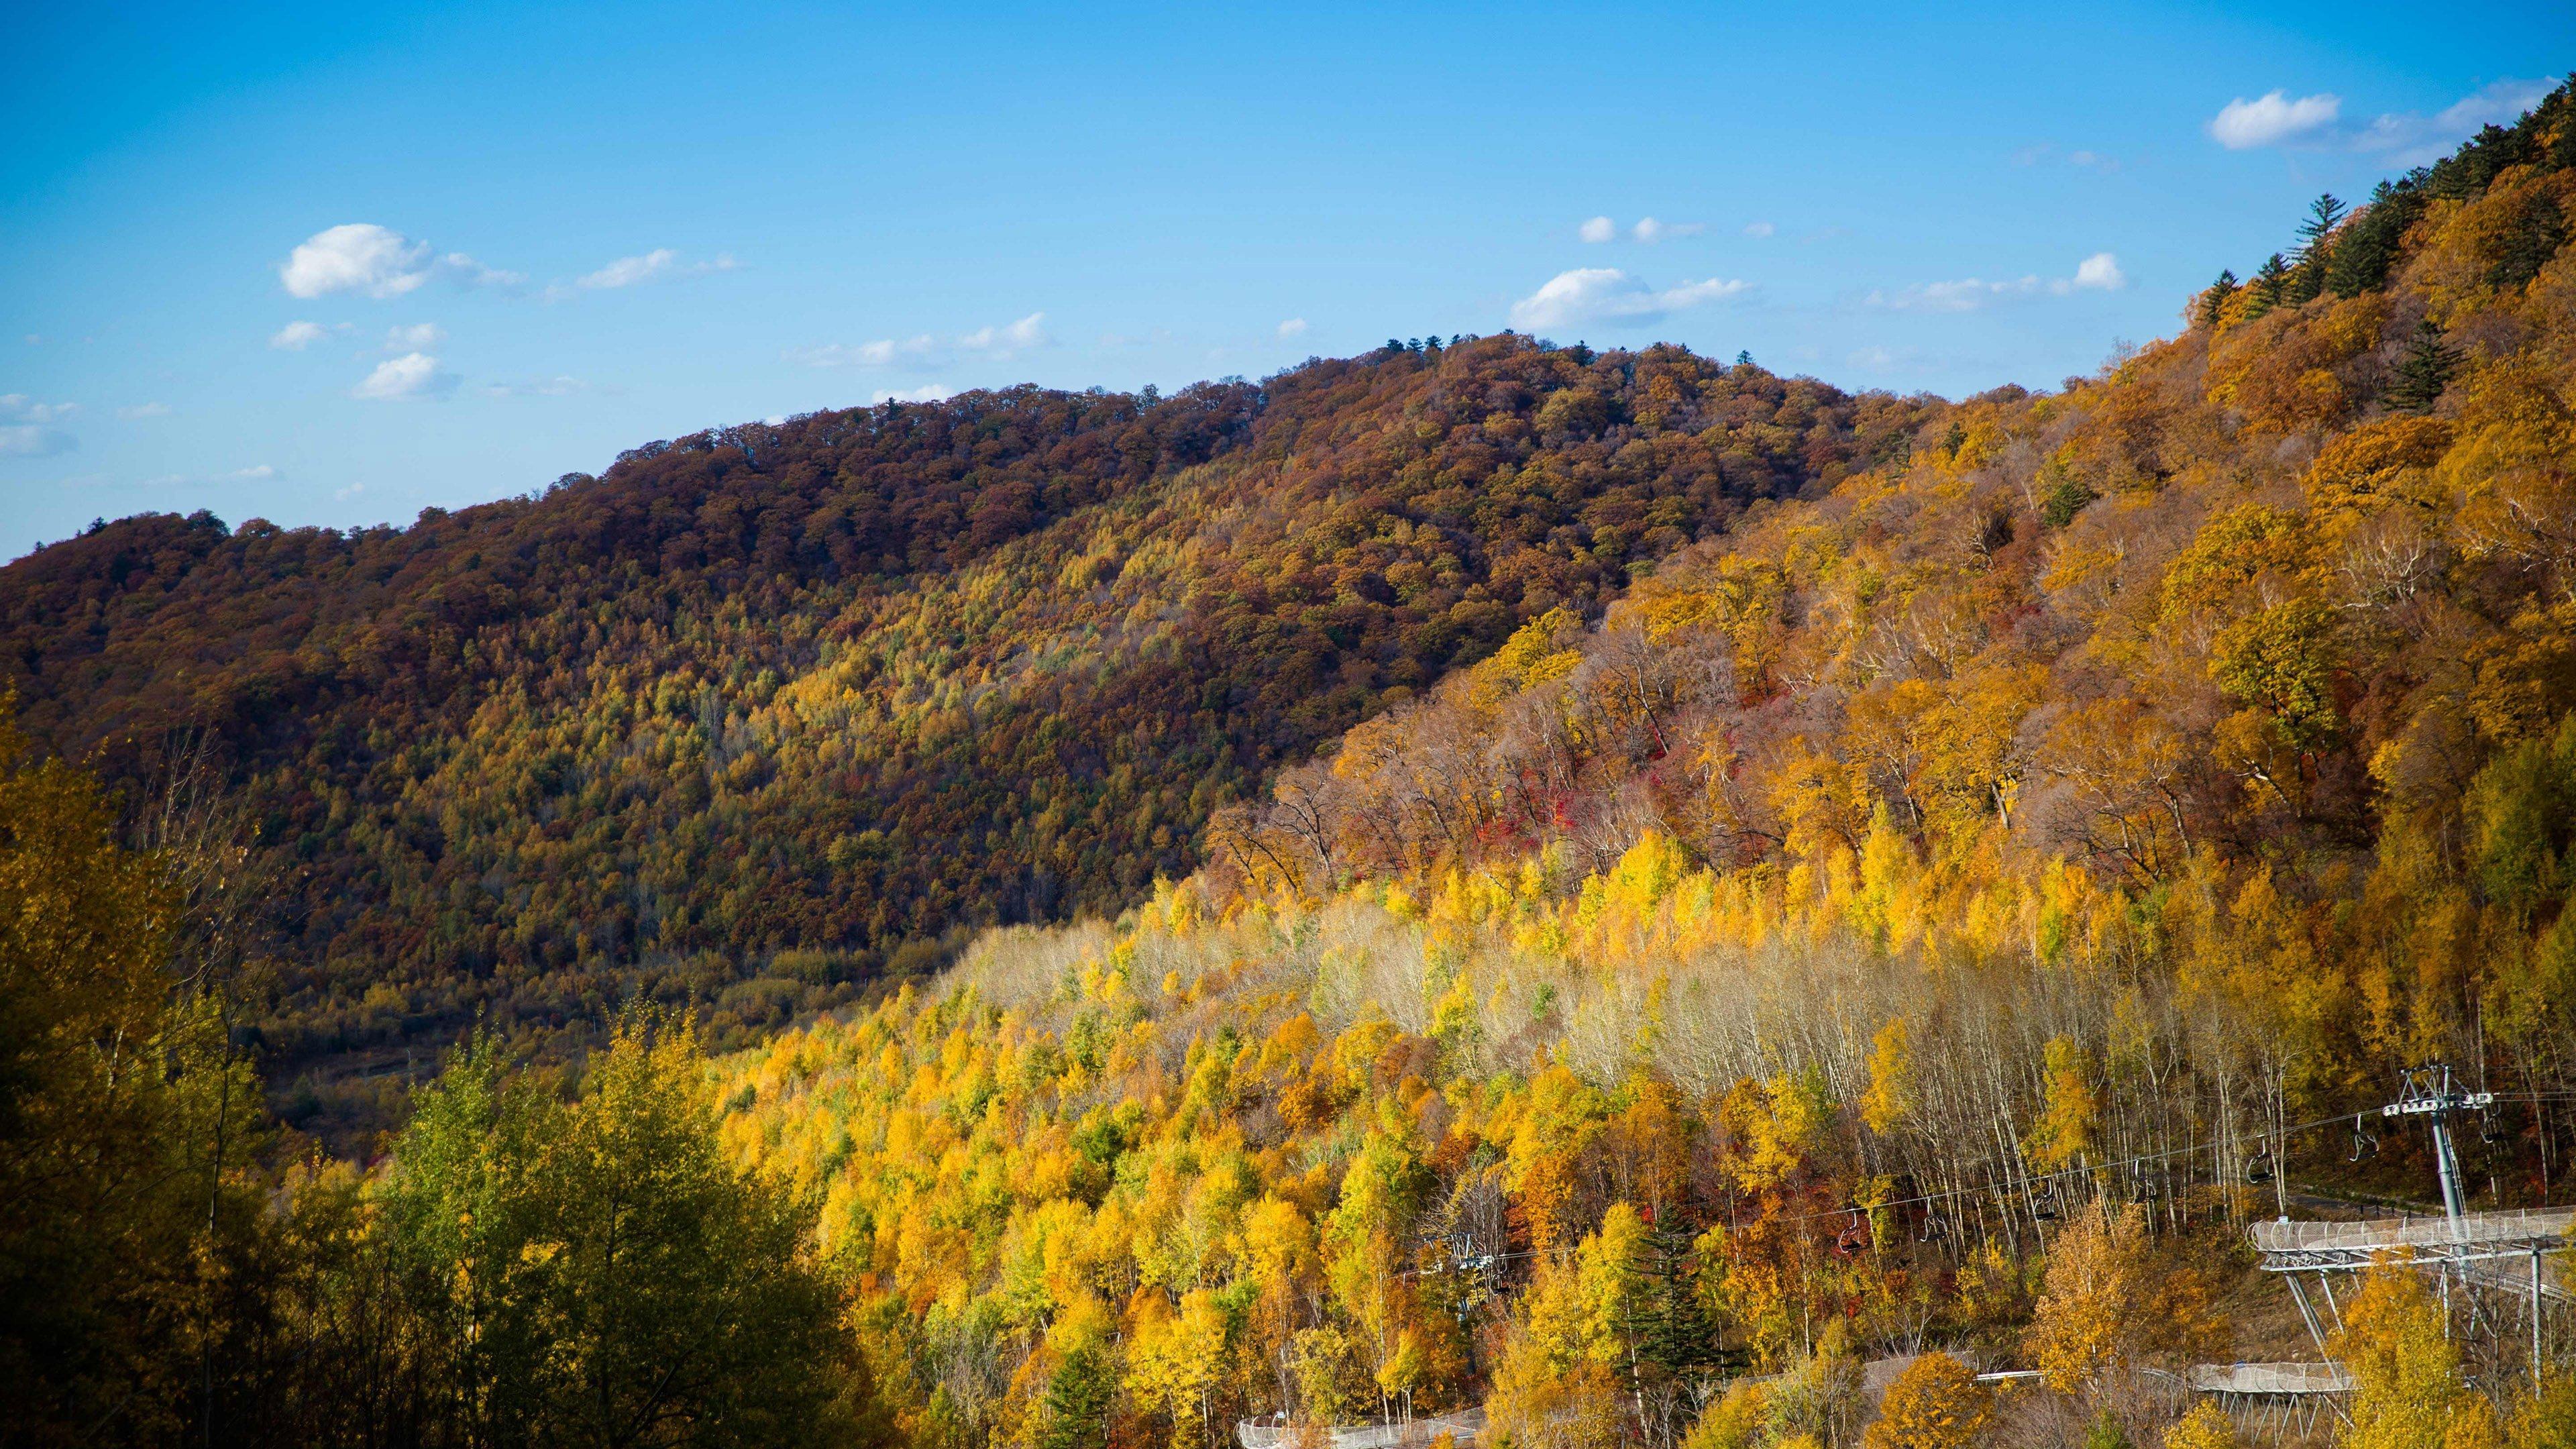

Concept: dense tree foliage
[[11, 72, 2576, 1449], [0, 731, 886, 1445], [1, 340, 1927, 1124], [710, 78, 2576, 1449]]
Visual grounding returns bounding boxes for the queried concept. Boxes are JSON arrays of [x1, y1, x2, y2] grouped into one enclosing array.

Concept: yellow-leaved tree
[[2331, 1260, 2494, 1449], [1861, 1352, 1992, 1449]]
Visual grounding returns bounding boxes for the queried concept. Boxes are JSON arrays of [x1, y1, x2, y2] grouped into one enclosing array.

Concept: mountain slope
[[706, 78, 2576, 1449], [0, 340, 1931, 1103]]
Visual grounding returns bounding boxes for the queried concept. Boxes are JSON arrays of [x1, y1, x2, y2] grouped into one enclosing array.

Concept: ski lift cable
[[1391, 1089, 2576, 1270]]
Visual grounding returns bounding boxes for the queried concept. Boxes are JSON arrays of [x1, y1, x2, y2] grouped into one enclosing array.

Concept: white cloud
[[386, 322, 447, 350], [117, 401, 171, 419], [482, 376, 590, 397], [1277, 317, 1309, 338], [269, 320, 337, 350], [1874, 276, 2044, 311], [2207, 80, 2551, 163], [2070, 252, 2126, 291], [0, 425, 76, 458], [566, 249, 737, 294], [1507, 268, 1748, 331], [1, 394, 78, 424], [138, 462, 282, 488], [1868, 252, 2125, 311], [788, 336, 932, 368], [278, 225, 520, 299], [1741, 220, 1776, 238], [1578, 215, 1615, 244], [871, 384, 955, 404], [335, 482, 367, 500], [792, 313, 1048, 370], [2351, 78, 2555, 164], [282, 224, 433, 298], [1631, 217, 1704, 243], [436, 252, 524, 289], [959, 312, 1047, 352], [0, 397, 79, 455], [2210, 90, 2343, 150], [582, 249, 678, 288], [352, 352, 458, 401]]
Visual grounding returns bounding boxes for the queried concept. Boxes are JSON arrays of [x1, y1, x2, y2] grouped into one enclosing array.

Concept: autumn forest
[[8, 74, 2576, 1449]]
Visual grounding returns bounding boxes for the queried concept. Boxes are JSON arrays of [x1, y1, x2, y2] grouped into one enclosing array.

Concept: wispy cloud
[[1277, 317, 1309, 338], [2016, 143, 2123, 172], [1866, 252, 2125, 312], [279, 225, 521, 299], [566, 248, 738, 293], [352, 352, 458, 400], [0, 394, 78, 457], [1576, 216, 1708, 244], [870, 384, 955, 404], [135, 463, 278, 488], [789, 313, 1049, 370], [1741, 220, 1776, 238], [958, 313, 1046, 352], [2208, 79, 2551, 164], [482, 376, 591, 398], [386, 323, 447, 350], [1508, 268, 1747, 331], [117, 401, 171, 419], [270, 320, 341, 350]]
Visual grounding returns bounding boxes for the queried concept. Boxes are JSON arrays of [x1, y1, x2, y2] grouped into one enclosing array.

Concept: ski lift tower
[[2385, 1065, 2491, 1228], [2249, 1065, 2571, 1376]]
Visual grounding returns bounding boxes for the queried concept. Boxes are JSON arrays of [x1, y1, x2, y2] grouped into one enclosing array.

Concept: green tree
[[2327, 181, 2423, 298], [2245, 254, 2291, 319], [2196, 270, 2239, 329], [382, 1015, 871, 1448], [1038, 1343, 1116, 1449], [2385, 318, 2460, 414], [2291, 194, 2347, 304]]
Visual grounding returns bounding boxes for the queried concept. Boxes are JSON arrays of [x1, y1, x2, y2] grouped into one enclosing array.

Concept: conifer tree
[[1040, 1344, 1116, 1449], [2245, 254, 2290, 319], [2195, 270, 2237, 329], [2290, 194, 2345, 304], [2328, 181, 2421, 297], [2385, 318, 2459, 413]]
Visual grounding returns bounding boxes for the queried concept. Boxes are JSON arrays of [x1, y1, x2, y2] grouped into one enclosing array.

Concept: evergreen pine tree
[[1037, 1344, 1115, 1449], [2385, 318, 2459, 413], [1631, 1218, 1726, 1381], [2245, 254, 2290, 319], [2327, 180, 2421, 299], [2196, 269, 2238, 329], [2290, 193, 2346, 303]]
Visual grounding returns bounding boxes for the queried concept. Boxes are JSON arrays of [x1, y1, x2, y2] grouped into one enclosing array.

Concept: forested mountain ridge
[[0, 337, 1930, 1111], [700, 76, 2576, 1449], [11, 68, 2576, 1449]]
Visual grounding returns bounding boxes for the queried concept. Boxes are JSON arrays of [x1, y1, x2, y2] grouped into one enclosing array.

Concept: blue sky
[[2, 2, 2566, 561]]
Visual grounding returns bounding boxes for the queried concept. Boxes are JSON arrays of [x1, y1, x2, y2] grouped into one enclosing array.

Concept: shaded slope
[[0, 337, 1931, 1085]]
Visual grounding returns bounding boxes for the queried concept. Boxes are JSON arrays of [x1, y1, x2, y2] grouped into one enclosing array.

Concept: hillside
[[9, 65, 2576, 1449], [706, 77, 2576, 1449], [0, 340, 1930, 1115]]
